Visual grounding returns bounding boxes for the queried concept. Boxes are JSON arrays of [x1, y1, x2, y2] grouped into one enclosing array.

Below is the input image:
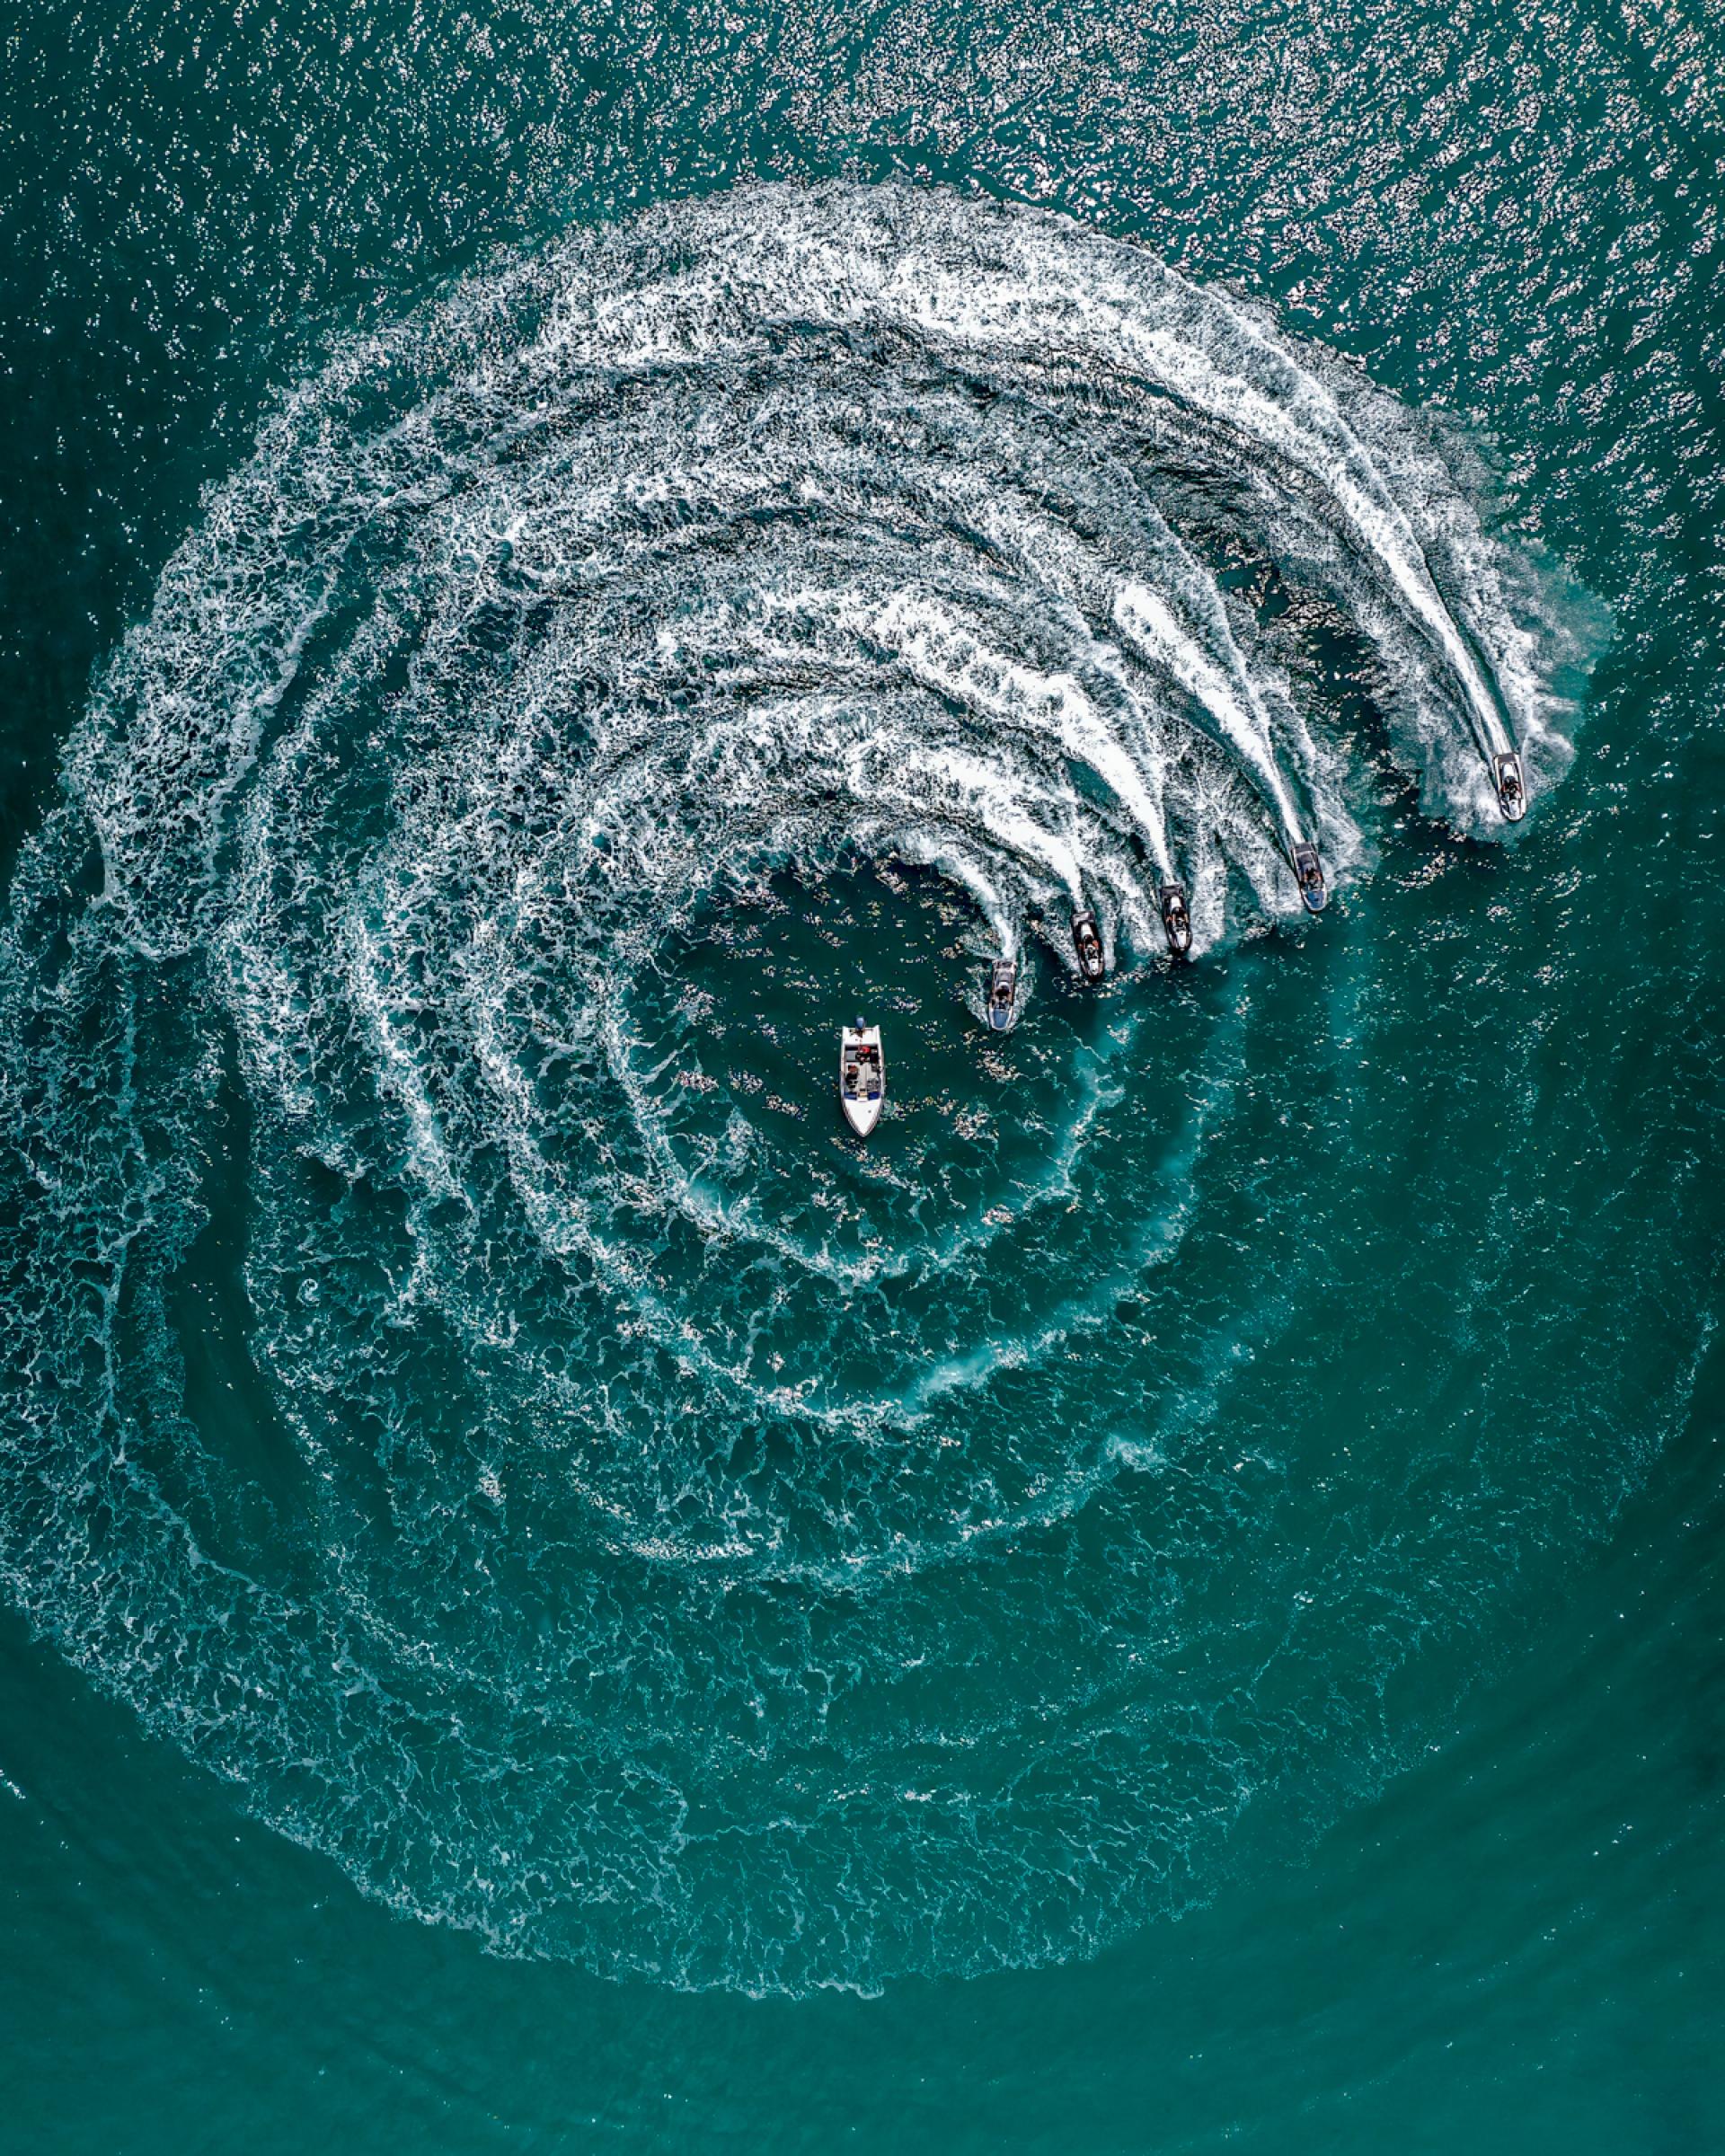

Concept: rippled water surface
[[2, 0, 1722, 2146]]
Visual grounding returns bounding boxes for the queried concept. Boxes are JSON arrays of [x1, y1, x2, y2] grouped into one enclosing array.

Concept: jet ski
[[1290, 843, 1327, 914], [838, 1022, 884, 1139], [1493, 750, 1526, 823], [1158, 882, 1192, 959], [1072, 909, 1106, 984], [986, 958, 1018, 1031]]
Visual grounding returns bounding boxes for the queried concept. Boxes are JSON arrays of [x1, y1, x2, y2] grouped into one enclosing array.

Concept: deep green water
[[3, 0, 1724, 2147]]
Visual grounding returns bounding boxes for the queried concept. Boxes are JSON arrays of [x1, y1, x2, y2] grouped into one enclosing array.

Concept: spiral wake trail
[[0, 182, 1599, 1995]]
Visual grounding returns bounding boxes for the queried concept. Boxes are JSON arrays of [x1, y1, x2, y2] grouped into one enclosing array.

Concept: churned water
[[2, 0, 1722, 2148]]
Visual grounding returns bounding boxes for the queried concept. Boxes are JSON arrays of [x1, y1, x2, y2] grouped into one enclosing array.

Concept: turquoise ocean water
[[3, 0, 1723, 2146]]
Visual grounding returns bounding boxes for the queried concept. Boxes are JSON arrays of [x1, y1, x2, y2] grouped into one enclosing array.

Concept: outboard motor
[[1493, 751, 1526, 823], [987, 958, 1018, 1031], [1072, 909, 1106, 984], [1158, 882, 1192, 959], [1291, 843, 1328, 914]]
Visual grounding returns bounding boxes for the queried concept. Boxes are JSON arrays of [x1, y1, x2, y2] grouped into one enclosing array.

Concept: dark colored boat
[[1159, 882, 1192, 959], [1072, 909, 1106, 983], [1291, 843, 1327, 914], [987, 958, 1018, 1030]]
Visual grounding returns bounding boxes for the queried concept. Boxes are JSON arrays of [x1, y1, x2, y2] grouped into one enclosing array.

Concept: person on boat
[[1291, 843, 1326, 912], [1159, 883, 1191, 956]]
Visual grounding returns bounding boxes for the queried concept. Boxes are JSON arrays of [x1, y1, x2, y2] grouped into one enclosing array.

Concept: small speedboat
[[1159, 882, 1192, 959], [1493, 750, 1526, 823], [1290, 843, 1327, 914], [838, 1022, 884, 1139], [986, 958, 1019, 1031], [1072, 909, 1106, 983]]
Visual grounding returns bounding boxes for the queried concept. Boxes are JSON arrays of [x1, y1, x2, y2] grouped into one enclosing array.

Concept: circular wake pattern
[[0, 184, 1597, 1993]]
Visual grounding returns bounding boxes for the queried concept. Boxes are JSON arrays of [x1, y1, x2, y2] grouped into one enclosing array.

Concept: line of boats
[[837, 750, 1527, 1137]]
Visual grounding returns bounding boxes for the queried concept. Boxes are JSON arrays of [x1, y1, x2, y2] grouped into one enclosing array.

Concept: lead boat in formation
[[838, 1021, 884, 1138], [987, 958, 1019, 1030], [1071, 909, 1106, 983], [1290, 842, 1327, 914]]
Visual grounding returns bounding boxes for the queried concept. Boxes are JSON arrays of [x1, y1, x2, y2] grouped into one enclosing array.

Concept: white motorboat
[[838, 1022, 884, 1138]]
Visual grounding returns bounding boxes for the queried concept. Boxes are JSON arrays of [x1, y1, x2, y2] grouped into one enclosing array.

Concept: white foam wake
[[0, 183, 1598, 1998]]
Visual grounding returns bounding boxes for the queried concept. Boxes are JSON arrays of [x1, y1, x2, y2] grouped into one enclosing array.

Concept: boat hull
[[1494, 751, 1527, 821], [839, 1025, 884, 1139], [1071, 911, 1106, 983], [1158, 884, 1192, 959]]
